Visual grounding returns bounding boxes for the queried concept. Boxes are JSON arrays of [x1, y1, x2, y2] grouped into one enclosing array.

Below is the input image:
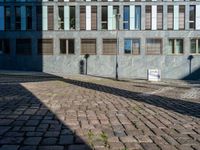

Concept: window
[[189, 5, 195, 29], [5, 6, 11, 30], [179, 5, 185, 30], [113, 6, 119, 30], [37, 6, 42, 30], [124, 39, 140, 55], [101, 6, 108, 30], [103, 39, 117, 55], [70, 6, 75, 30], [168, 6, 173, 30], [60, 39, 75, 54], [0, 39, 10, 54], [81, 39, 96, 55], [123, 6, 129, 30], [16, 39, 32, 55], [48, 6, 54, 30], [190, 39, 200, 54], [168, 39, 183, 54], [135, 6, 141, 30], [58, 6, 64, 30], [157, 6, 163, 30], [26, 6, 32, 30], [38, 39, 53, 55], [15, 6, 21, 30], [145, 6, 151, 30], [146, 39, 162, 55], [80, 6, 86, 30]]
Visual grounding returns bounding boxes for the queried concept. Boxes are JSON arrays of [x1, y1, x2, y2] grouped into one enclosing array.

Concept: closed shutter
[[80, 6, 86, 30], [81, 39, 96, 55], [157, 6, 163, 30], [168, 6, 173, 30], [48, 6, 54, 30], [38, 39, 53, 55], [91, 6, 97, 30], [37, 6, 42, 30], [132, 39, 140, 55], [145, 6, 151, 30], [146, 39, 162, 55], [103, 39, 117, 55], [179, 5, 185, 30]]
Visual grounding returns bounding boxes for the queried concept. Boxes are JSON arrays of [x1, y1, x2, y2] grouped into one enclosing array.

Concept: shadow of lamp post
[[115, 13, 121, 80]]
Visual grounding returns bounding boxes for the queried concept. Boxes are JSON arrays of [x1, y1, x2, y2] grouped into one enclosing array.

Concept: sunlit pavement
[[0, 73, 200, 150]]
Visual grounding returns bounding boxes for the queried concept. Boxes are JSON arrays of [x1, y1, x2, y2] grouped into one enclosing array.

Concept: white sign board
[[148, 69, 161, 81]]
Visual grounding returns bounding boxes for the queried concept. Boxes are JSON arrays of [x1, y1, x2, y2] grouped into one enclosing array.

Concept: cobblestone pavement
[[0, 74, 200, 150]]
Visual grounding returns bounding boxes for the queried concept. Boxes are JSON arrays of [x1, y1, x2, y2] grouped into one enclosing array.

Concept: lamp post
[[115, 13, 120, 80]]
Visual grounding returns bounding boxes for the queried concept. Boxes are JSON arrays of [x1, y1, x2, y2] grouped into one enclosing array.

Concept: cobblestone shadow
[[0, 76, 91, 150], [63, 78, 200, 118]]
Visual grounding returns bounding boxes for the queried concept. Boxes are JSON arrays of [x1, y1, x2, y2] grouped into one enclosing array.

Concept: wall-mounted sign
[[148, 69, 161, 81]]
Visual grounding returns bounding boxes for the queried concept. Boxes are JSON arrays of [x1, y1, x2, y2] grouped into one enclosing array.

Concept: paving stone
[[135, 135, 153, 143], [23, 137, 42, 145], [38, 146, 64, 150], [0, 145, 20, 150], [41, 138, 57, 145], [19, 146, 37, 150], [141, 143, 160, 150], [59, 135, 74, 145]]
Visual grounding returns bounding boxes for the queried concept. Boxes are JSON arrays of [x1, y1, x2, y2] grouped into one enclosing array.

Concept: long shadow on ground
[[0, 75, 91, 150]]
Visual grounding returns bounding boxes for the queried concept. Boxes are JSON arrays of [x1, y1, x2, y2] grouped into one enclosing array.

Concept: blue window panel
[[123, 6, 129, 30], [124, 39, 132, 54], [135, 6, 141, 30]]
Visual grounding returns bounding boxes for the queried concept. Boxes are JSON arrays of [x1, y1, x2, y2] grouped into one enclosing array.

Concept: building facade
[[0, 0, 200, 79]]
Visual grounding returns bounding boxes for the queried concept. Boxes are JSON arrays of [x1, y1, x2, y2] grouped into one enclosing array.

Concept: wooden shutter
[[146, 39, 162, 55], [91, 6, 97, 30], [81, 39, 96, 55], [48, 6, 54, 30], [168, 6, 173, 30], [157, 6, 163, 30], [132, 39, 140, 55], [179, 5, 185, 30], [145, 6, 151, 30], [103, 39, 117, 55], [80, 6, 86, 30], [38, 39, 53, 55]]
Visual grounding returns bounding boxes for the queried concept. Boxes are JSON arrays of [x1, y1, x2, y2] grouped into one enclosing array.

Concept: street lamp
[[115, 13, 120, 80]]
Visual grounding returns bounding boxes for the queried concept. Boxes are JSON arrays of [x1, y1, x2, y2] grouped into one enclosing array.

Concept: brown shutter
[[80, 6, 86, 30], [146, 39, 162, 55], [103, 39, 117, 55], [168, 6, 173, 30], [132, 39, 140, 55], [145, 6, 151, 30], [91, 6, 97, 30], [179, 5, 185, 30], [157, 6, 163, 30], [38, 39, 53, 55], [81, 39, 96, 55], [48, 6, 54, 30]]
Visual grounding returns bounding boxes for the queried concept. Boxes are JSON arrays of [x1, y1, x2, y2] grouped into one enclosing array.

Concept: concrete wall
[[1, 1, 200, 80]]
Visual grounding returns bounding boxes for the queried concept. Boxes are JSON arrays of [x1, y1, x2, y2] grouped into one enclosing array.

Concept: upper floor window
[[60, 39, 75, 54], [190, 39, 200, 54], [124, 39, 140, 55], [15, 6, 21, 30], [5, 6, 11, 30], [168, 39, 184, 54], [189, 5, 195, 29]]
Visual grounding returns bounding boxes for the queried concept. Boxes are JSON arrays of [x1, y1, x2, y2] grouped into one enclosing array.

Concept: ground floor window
[[124, 39, 140, 55], [146, 38, 162, 55], [16, 39, 32, 55], [103, 39, 117, 55], [0, 39, 10, 54], [168, 39, 183, 54], [190, 39, 200, 54], [38, 39, 53, 55], [81, 39, 96, 55], [60, 39, 75, 54]]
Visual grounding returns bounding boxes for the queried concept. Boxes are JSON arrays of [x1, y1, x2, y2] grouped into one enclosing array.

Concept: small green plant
[[100, 132, 109, 148], [87, 130, 95, 149]]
